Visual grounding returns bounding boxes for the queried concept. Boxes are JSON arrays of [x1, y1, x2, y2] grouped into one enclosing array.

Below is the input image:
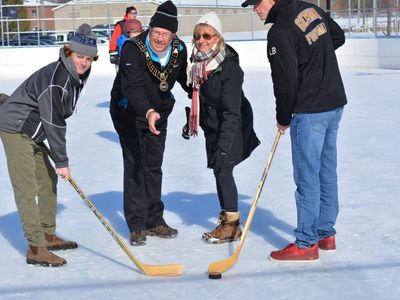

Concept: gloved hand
[[118, 98, 128, 111], [209, 149, 228, 170], [182, 124, 190, 139], [109, 51, 119, 65], [182, 106, 191, 140]]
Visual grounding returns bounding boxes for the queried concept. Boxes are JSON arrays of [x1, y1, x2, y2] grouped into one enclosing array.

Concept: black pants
[[118, 129, 167, 232], [213, 166, 238, 212]]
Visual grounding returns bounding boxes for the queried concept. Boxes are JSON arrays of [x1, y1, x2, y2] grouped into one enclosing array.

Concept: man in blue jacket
[[242, 0, 347, 261]]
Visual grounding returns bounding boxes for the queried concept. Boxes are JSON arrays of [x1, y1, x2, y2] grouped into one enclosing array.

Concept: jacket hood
[[59, 47, 90, 84]]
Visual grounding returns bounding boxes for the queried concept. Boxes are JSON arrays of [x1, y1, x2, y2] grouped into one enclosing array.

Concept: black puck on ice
[[208, 272, 222, 279]]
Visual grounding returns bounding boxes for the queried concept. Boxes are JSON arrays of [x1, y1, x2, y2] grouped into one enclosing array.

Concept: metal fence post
[[107, 0, 112, 39], [348, 0, 351, 37], [397, 0, 399, 36], [35, 1, 40, 43], [373, 0, 377, 36], [0, 0, 4, 46]]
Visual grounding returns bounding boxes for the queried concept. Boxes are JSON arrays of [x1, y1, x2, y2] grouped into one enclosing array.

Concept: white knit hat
[[196, 11, 222, 36]]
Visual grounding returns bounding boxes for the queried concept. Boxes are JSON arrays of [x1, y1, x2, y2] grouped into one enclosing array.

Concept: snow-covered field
[[0, 43, 400, 300]]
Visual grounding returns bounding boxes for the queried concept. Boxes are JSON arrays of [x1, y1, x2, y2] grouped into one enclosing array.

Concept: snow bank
[[1, 38, 399, 79]]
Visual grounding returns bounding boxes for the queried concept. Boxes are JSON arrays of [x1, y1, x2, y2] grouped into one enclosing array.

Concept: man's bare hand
[[148, 110, 161, 135], [277, 123, 290, 135], [56, 167, 70, 181]]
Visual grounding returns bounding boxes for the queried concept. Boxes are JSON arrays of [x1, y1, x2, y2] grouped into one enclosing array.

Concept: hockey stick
[[208, 130, 282, 277], [43, 145, 183, 276]]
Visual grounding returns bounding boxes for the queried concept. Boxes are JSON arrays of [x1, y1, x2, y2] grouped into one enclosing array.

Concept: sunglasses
[[193, 33, 216, 41], [128, 11, 137, 15]]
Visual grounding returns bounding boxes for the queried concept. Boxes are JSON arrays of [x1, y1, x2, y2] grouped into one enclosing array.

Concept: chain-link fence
[[1, 0, 399, 47]]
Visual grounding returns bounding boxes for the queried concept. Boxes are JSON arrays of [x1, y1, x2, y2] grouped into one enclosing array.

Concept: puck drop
[[208, 272, 222, 279]]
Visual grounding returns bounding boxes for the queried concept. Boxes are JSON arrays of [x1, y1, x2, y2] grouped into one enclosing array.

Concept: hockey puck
[[208, 272, 222, 279]]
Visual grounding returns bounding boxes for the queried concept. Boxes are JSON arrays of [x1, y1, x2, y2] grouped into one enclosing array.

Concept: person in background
[[242, 0, 347, 261], [110, 1, 191, 246], [116, 19, 144, 57], [109, 6, 138, 65], [0, 24, 98, 267], [186, 12, 260, 244]]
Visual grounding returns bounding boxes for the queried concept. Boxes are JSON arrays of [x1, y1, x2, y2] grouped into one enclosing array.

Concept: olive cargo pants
[[0, 131, 58, 246]]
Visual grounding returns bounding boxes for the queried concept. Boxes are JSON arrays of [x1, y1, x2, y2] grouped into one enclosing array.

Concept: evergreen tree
[[2, 0, 29, 40]]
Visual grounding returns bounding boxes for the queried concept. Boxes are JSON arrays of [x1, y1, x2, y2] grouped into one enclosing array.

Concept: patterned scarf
[[187, 45, 226, 136]]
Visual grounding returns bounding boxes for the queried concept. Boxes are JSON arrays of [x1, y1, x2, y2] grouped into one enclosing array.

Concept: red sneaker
[[318, 235, 336, 251], [270, 243, 319, 261]]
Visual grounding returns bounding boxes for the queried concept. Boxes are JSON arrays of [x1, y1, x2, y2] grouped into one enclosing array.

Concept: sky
[[0, 43, 400, 300]]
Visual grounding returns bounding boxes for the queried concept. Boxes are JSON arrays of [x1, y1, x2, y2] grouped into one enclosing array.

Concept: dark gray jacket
[[0, 48, 90, 168]]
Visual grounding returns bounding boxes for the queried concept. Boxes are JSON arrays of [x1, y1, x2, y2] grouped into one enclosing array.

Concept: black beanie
[[149, 0, 178, 33]]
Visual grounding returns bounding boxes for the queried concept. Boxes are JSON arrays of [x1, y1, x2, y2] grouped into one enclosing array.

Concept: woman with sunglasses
[[187, 12, 260, 244]]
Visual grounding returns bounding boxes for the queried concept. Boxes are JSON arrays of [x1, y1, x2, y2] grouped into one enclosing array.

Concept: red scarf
[[187, 46, 226, 136]]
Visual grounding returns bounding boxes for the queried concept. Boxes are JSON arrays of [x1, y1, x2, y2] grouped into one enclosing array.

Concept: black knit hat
[[149, 0, 178, 33]]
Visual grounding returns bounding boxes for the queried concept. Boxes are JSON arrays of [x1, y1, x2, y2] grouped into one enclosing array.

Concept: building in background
[[1, 0, 399, 47]]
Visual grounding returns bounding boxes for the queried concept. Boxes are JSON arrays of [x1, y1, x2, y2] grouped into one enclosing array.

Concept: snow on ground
[[0, 43, 400, 300]]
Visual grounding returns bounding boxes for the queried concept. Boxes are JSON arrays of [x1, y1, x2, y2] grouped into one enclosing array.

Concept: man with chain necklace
[[110, 1, 190, 246]]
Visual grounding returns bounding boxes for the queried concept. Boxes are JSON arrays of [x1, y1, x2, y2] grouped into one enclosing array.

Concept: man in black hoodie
[[242, 0, 347, 261]]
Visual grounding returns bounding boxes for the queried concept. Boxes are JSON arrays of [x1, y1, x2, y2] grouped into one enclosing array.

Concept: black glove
[[209, 149, 228, 170], [182, 106, 191, 140], [109, 51, 119, 65]]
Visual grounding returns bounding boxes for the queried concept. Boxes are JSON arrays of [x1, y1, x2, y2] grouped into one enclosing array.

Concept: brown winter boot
[[26, 245, 67, 267], [202, 211, 242, 244], [45, 233, 78, 250]]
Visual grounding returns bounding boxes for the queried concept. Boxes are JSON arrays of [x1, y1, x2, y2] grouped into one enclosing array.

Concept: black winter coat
[[199, 44, 260, 169], [266, 0, 347, 126], [110, 31, 190, 135]]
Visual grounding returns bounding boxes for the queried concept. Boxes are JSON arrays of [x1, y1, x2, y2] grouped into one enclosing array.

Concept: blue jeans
[[290, 107, 344, 247]]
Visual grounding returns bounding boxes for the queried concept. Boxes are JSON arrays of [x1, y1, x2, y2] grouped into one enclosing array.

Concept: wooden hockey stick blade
[[208, 202, 257, 274], [110, 228, 183, 276], [208, 131, 282, 276], [139, 262, 184, 277], [207, 236, 245, 274], [67, 176, 184, 276]]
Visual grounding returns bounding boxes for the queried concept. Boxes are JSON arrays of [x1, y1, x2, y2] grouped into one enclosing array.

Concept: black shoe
[[145, 225, 178, 238], [130, 230, 146, 246]]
